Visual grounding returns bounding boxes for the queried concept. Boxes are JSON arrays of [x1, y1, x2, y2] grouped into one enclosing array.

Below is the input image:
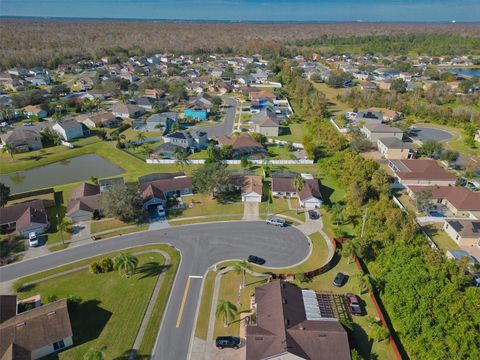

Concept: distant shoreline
[[1, 16, 479, 25]]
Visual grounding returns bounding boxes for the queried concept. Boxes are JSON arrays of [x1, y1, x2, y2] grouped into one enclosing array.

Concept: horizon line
[[1, 15, 479, 25]]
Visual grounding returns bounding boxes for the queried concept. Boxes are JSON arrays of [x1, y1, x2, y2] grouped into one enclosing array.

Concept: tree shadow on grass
[[113, 350, 151, 360], [135, 262, 171, 279], [68, 299, 112, 348], [351, 323, 376, 360], [319, 182, 335, 206]]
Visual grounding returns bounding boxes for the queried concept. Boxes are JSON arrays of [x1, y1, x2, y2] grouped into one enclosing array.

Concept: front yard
[[15, 245, 179, 359], [167, 193, 244, 220]]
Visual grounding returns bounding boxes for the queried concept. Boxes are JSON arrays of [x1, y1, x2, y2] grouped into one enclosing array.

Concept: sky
[[1, 0, 479, 22]]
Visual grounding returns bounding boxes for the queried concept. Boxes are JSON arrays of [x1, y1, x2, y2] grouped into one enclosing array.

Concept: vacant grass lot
[[313, 82, 351, 114], [167, 193, 244, 219], [17, 252, 166, 359], [90, 218, 135, 234]]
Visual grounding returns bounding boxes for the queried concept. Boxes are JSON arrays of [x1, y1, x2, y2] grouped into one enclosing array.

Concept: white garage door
[[243, 195, 261, 202]]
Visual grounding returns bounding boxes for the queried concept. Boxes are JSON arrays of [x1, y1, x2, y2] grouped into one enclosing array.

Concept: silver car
[[266, 217, 286, 227]]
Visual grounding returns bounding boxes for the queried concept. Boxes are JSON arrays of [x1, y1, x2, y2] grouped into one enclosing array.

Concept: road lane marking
[[176, 276, 203, 328]]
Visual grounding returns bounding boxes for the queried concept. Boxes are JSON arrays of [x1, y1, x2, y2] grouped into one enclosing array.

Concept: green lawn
[[271, 122, 307, 143], [90, 218, 135, 234], [421, 222, 460, 252], [92, 224, 149, 240], [213, 271, 268, 339], [265, 143, 295, 159], [16, 252, 168, 359], [260, 197, 306, 222], [167, 193, 244, 219], [313, 83, 351, 114], [170, 215, 243, 226], [194, 271, 216, 340]]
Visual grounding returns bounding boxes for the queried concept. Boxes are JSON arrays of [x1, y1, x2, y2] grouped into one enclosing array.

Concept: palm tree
[[355, 273, 373, 294], [341, 240, 358, 264], [215, 299, 238, 327], [136, 132, 146, 144], [174, 147, 190, 171], [113, 253, 139, 277], [141, 144, 153, 159], [57, 217, 71, 245], [2, 143, 16, 160], [292, 175, 305, 214], [233, 260, 251, 289], [331, 202, 345, 226]]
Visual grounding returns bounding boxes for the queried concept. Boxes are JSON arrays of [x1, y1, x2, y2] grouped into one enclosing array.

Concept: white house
[[52, 119, 88, 141], [444, 219, 480, 247]]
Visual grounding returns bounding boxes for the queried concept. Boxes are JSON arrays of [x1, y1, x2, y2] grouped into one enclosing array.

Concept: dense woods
[[277, 62, 480, 360], [0, 19, 479, 69]]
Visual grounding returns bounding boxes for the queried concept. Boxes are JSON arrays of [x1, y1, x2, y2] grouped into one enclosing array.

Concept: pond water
[[441, 68, 480, 77], [1, 154, 124, 194]]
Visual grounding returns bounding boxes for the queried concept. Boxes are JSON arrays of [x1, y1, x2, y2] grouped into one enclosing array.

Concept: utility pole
[[361, 207, 368, 238]]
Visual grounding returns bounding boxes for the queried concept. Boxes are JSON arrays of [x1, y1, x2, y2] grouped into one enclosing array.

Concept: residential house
[[111, 103, 145, 119], [134, 97, 164, 112], [271, 173, 322, 209], [251, 107, 280, 136], [75, 77, 94, 91], [23, 105, 47, 119], [246, 281, 351, 360], [232, 175, 263, 202], [444, 220, 480, 247], [408, 185, 480, 218], [140, 175, 193, 210], [66, 183, 101, 222], [184, 94, 213, 120], [361, 124, 403, 144], [355, 110, 383, 125], [249, 91, 275, 110], [144, 88, 165, 99], [53, 119, 89, 141], [82, 112, 120, 128], [377, 137, 414, 159], [217, 135, 267, 160], [163, 130, 208, 152], [146, 112, 177, 132], [388, 159, 456, 187], [0, 200, 49, 236], [29, 75, 51, 86], [0, 297, 73, 360], [360, 81, 378, 91], [365, 107, 403, 121], [0, 128, 43, 152]]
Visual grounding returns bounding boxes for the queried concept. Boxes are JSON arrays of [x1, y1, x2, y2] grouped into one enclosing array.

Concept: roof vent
[[47, 311, 57, 317], [16, 322, 26, 328], [318, 333, 327, 337], [299, 325, 305, 330], [255, 336, 263, 341]]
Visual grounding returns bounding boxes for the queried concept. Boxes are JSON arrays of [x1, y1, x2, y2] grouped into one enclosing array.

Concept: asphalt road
[[198, 96, 237, 138], [0, 221, 310, 360]]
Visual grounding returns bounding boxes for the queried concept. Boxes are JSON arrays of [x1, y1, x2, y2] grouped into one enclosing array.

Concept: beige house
[[361, 123, 403, 144], [389, 159, 456, 187], [0, 128, 43, 152], [365, 107, 403, 121], [250, 108, 280, 136], [475, 129, 480, 143], [377, 137, 415, 160], [444, 220, 480, 247], [232, 175, 263, 202]]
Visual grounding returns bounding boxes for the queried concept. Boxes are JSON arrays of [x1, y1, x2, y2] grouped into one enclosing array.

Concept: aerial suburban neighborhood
[[1, 4, 480, 360]]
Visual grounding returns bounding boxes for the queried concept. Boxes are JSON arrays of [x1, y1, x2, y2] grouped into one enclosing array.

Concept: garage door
[[243, 195, 261, 202]]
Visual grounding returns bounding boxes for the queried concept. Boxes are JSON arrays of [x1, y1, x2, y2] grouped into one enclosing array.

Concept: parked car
[[28, 232, 39, 247], [333, 272, 346, 287], [308, 210, 319, 220], [472, 274, 480, 288], [266, 217, 286, 227], [215, 336, 240, 349], [346, 293, 362, 315], [157, 205, 166, 218], [23, 122, 33, 126], [248, 255, 266, 265]]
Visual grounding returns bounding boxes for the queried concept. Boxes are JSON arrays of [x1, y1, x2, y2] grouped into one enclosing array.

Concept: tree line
[[278, 61, 480, 360]]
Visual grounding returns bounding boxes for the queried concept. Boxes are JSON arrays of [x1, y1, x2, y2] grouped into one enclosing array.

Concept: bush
[[46, 294, 59, 303], [99, 257, 113, 273], [89, 261, 102, 274]]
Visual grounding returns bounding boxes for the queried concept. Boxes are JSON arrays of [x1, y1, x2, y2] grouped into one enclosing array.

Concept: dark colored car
[[248, 255, 266, 265], [346, 293, 362, 315], [333, 272, 346, 287], [216, 336, 240, 349], [308, 210, 319, 220]]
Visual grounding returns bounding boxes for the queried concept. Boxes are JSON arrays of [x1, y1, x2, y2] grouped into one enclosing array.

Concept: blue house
[[184, 104, 208, 121]]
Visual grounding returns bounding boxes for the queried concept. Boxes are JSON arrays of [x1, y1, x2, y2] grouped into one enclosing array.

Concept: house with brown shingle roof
[[246, 281, 351, 360], [82, 112, 120, 129], [408, 185, 480, 218], [0, 297, 73, 360], [66, 183, 101, 222], [444, 220, 480, 247], [139, 175, 192, 210], [231, 175, 263, 202], [271, 173, 322, 209], [388, 159, 456, 188], [217, 135, 267, 160], [0, 128, 43, 153], [0, 200, 49, 236]]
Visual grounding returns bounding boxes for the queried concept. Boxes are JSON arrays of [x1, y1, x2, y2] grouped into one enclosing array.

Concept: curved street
[[0, 221, 310, 360]]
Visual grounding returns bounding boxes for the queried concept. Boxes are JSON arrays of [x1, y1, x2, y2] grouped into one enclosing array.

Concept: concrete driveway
[[0, 221, 309, 360], [242, 201, 260, 220]]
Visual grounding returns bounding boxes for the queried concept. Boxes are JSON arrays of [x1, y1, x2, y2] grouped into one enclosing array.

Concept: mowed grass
[[194, 271, 217, 340], [167, 193, 244, 219], [260, 197, 306, 222], [313, 83, 351, 114], [90, 218, 135, 234], [213, 271, 268, 339], [17, 252, 166, 359], [421, 222, 460, 252]]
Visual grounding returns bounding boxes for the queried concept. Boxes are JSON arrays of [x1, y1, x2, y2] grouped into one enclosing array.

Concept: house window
[[53, 340, 65, 351]]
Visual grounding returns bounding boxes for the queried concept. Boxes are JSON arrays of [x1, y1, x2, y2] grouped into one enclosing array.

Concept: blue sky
[[1, 0, 479, 22]]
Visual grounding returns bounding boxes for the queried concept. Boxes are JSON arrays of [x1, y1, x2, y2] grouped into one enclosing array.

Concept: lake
[[0, 154, 125, 194], [441, 68, 480, 77]]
